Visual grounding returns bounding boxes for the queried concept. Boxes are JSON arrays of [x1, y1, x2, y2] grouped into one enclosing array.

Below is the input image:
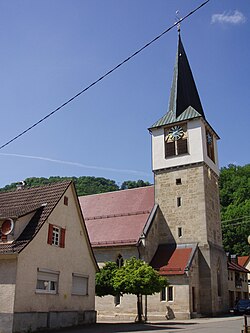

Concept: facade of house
[[0, 181, 98, 333], [79, 32, 229, 320], [238, 255, 250, 298], [227, 255, 249, 308]]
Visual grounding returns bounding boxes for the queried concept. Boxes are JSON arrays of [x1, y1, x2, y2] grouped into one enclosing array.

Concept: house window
[[114, 294, 121, 306], [161, 287, 166, 301], [36, 269, 59, 294], [167, 286, 174, 301], [72, 274, 88, 296], [165, 125, 188, 158], [178, 227, 183, 238], [64, 196, 69, 206], [177, 197, 182, 207], [47, 224, 66, 248], [52, 226, 60, 246]]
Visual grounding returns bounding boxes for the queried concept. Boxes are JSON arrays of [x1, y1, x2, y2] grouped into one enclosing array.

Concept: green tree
[[96, 257, 168, 322], [0, 176, 119, 196], [120, 180, 151, 190], [220, 164, 250, 255], [95, 262, 118, 297]]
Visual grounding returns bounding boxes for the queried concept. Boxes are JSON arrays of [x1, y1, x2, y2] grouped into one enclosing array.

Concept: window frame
[[160, 287, 166, 302], [167, 286, 174, 302], [47, 224, 66, 248], [36, 268, 59, 294]]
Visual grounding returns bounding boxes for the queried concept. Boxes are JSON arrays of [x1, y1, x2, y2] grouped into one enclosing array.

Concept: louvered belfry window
[[165, 124, 188, 158], [206, 130, 215, 163]]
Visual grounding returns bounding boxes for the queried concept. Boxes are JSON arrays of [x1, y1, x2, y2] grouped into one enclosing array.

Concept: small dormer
[[0, 218, 15, 242]]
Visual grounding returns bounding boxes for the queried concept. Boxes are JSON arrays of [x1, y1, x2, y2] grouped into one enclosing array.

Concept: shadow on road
[[50, 321, 199, 333]]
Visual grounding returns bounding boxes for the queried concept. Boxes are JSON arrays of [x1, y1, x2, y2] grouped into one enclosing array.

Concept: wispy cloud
[[0, 153, 151, 177], [211, 10, 246, 25]]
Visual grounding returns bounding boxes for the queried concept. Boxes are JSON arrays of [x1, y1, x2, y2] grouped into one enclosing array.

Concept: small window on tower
[[177, 197, 182, 207], [176, 178, 182, 185], [178, 227, 183, 238]]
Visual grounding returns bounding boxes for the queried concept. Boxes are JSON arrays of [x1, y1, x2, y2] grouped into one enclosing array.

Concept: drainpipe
[[136, 236, 147, 321]]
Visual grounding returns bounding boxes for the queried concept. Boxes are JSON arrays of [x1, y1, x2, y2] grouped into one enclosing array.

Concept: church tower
[[149, 32, 228, 315]]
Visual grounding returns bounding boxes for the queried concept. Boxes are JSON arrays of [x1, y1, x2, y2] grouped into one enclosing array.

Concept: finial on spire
[[175, 10, 181, 34]]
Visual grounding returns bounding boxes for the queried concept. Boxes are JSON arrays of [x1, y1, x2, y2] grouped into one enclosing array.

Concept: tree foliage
[[95, 257, 168, 322], [113, 257, 167, 296], [95, 262, 118, 297], [220, 164, 250, 255], [0, 176, 119, 196], [120, 180, 151, 190]]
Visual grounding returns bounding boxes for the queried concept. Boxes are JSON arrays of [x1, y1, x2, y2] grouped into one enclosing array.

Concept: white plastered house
[[0, 181, 98, 333]]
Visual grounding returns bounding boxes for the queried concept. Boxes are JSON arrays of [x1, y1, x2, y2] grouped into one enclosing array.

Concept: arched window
[[116, 254, 124, 268]]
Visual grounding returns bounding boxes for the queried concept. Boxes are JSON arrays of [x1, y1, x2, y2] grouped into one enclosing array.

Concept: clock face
[[168, 126, 184, 141]]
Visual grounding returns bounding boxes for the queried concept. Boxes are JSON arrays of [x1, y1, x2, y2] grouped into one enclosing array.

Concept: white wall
[[14, 185, 96, 313], [0, 258, 17, 333], [151, 119, 219, 175]]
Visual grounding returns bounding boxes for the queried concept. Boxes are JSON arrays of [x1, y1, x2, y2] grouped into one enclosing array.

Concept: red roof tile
[[238, 256, 249, 267], [150, 244, 195, 275], [79, 186, 154, 247], [228, 261, 249, 273]]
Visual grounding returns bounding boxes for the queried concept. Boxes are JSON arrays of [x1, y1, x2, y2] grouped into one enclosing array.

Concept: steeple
[[150, 33, 205, 129]]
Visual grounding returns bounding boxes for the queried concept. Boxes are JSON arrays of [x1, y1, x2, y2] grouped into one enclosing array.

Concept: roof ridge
[[0, 180, 72, 195], [79, 185, 154, 199], [86, 210, 152, 221]]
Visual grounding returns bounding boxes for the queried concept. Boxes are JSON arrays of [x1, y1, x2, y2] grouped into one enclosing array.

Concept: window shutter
[[72, 275, 88, 295], [60, 228, 66, 248], [47, 224, 53, 245]]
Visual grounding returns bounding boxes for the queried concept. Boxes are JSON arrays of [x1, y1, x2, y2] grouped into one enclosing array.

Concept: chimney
[[16, 181, 26, 190], [230, 254, 238, 264]]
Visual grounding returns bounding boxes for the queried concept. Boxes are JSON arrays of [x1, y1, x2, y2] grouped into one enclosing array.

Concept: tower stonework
[[149, 34, 228, 315]]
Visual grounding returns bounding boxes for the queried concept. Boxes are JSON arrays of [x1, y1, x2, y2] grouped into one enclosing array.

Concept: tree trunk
[[136, 293, 143, 322]]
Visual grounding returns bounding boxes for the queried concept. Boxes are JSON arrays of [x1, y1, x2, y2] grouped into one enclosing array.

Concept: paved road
[[47, 316, 245, 333]]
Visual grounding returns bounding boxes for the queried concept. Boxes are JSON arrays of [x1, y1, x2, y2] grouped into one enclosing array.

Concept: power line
[[221, 216, 250, 224], [0, 0, 210, 151], [222, 220, 250, 228]]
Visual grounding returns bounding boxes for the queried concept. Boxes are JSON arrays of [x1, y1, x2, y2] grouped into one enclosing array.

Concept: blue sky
[[0, 0, 249, 188]]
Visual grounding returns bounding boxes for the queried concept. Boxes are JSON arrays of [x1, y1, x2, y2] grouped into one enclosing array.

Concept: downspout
[[136, 236, 147, 322]]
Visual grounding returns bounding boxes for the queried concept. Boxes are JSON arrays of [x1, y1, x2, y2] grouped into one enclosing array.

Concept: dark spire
[[169, 33, 204, 118], [150, 33, 205, 130]]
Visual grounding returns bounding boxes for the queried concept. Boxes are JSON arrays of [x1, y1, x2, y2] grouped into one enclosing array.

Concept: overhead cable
[[0, 0, 210, 150]]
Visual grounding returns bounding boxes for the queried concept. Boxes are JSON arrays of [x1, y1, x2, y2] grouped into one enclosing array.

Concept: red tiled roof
[[228, 261, 249, 273], [150, 244, 195, 275], [238, 256, 249, 267], [79, 186, 154, 247], [0, 181, 72, 254]]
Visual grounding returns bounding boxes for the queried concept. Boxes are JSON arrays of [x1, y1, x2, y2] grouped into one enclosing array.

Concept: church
[[79, 31, 229, 320]]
